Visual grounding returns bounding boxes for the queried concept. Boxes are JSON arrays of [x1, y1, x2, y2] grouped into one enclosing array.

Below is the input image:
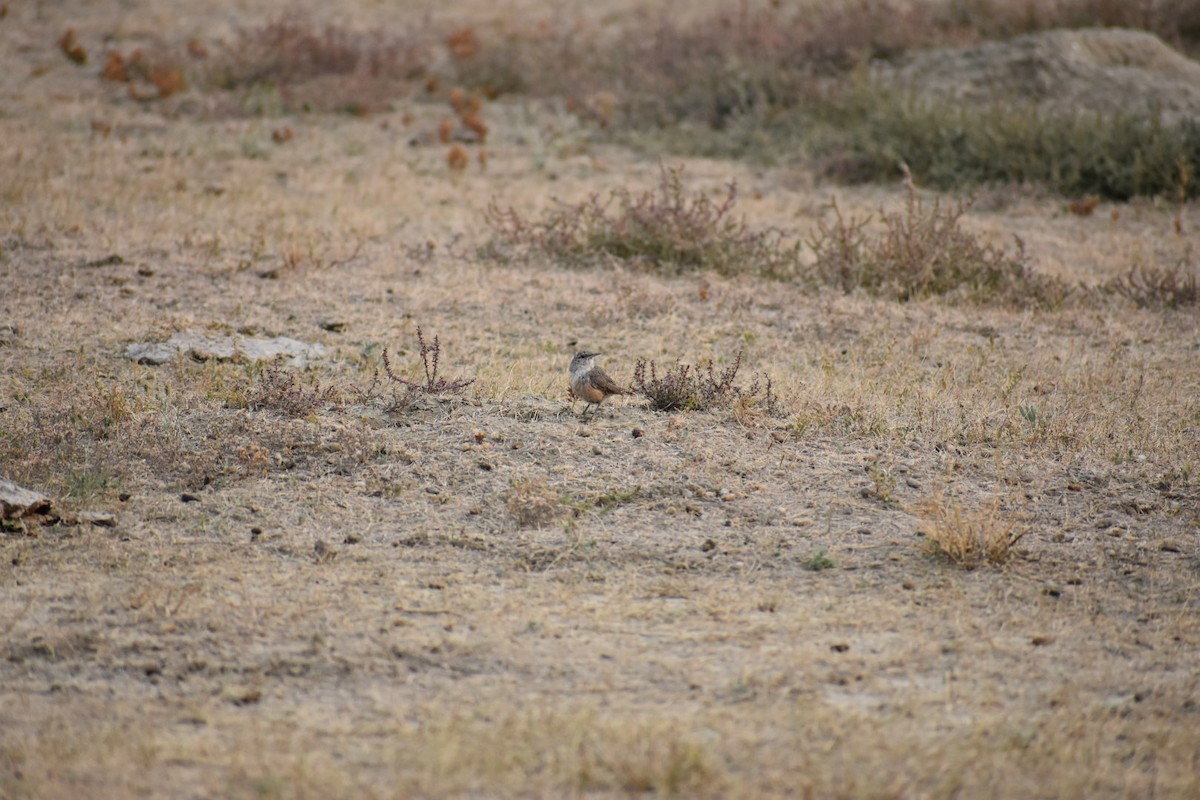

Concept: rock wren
[[569, 350, 626, 412]]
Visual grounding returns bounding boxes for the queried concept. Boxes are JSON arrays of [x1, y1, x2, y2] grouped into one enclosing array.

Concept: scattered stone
[[82, 254, 124, 268], [830, 643, 850, 653], [180, 493, 201, 503], [222, 685, 262, 706], [125, 331, 326, 367], [1031, 635, 1056, 647], [75, 510, 117, 527], [1158, 539, 1183, 553]]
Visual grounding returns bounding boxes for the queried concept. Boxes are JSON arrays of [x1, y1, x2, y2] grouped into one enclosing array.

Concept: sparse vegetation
[[802, 550, 837, 571], [631, 350, 781, 415], [249, 360, 340, 417], [485, 165, 802, 277], [361, 327, 475, 411], [808, 169, 1070, 306], [1104, 260, 1200, 308], [203, 18, 431, 114]]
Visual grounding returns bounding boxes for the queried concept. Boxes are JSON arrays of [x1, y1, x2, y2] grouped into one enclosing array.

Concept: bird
[[569, 350, 626, 413]]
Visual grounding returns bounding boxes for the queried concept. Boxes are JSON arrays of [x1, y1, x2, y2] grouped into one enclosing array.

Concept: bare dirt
[[2, 2, 1199, 798]]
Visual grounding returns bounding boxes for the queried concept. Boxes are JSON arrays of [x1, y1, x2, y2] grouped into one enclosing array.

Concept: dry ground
[[2, 2, 1199, 798]]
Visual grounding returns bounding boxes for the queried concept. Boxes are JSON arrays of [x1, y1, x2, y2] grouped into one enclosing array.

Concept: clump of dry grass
[[631, 350, 781, 416], [485, 165, 801, 277], [507, 477, 562, 528], [808, 170, 1070, 307], [913, 492, 1028, 569]]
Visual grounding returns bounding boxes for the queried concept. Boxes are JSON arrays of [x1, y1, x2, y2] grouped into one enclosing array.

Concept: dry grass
[[913, 492, 1029, 568], [2, 2, 1200, 798]]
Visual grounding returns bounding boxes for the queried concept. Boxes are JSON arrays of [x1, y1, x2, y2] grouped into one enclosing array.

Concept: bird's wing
[[590, 367, 626, 395]]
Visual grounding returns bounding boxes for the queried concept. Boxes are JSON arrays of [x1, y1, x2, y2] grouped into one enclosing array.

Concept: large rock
[[876, 28, 1200, 123], [1, 479, 51, 521], [126, 332, 326, 367]]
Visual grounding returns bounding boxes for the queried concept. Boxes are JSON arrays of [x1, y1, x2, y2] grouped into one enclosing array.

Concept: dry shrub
[[485, 165, 801, 278], [631, 350, 781, 416], [1104, 261, 1199, 309], [808, 170, 1069, 307], [913, 493, 1028, 569], [355, 327, 475, 412], [249, 361, 340, 417], [446, 144, 469, 171], [382, 327, 475, 396]]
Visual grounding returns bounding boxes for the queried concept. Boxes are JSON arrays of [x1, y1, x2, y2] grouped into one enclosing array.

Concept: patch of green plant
[[813, 90, 1200, 201], [592, 486, 643, 512], [484, 165, 802, 278], [802, 550, 837, 571], [63, 468, 119, 501]]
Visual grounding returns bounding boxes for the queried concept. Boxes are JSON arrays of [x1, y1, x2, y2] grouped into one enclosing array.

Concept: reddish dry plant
[[446, 27, 481, 61], [382, 327, 475, 396], [249, 362, 340, 417], [100, 47, 186, 99]]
